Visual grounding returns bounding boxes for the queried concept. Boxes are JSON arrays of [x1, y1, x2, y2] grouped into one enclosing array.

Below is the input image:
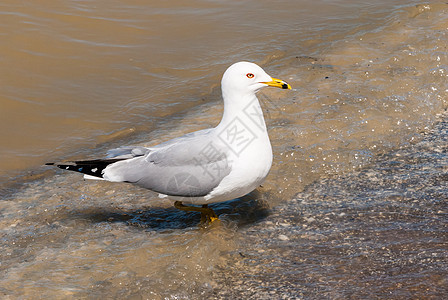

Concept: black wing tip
[[45, 158, 125, 177]]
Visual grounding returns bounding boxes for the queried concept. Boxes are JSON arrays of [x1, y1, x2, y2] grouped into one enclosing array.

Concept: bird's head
[[221, 61, 291, 97]]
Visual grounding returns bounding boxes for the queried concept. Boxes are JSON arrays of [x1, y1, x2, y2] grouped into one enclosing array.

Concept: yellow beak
[[262, 77, 292, 89]]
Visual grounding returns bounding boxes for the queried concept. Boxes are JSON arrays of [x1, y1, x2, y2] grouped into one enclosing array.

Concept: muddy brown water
[[0, 1, 447, 299]]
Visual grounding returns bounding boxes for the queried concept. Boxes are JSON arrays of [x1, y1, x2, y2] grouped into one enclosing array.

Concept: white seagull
[[47, 62, 291, 223]]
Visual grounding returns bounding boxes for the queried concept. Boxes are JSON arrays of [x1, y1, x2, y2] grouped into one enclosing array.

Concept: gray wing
[[107, 146, 150, 159], [103, 129, 232, 197]]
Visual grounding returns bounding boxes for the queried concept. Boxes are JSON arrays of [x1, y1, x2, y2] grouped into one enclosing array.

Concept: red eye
[[246, 73, 254, 78]]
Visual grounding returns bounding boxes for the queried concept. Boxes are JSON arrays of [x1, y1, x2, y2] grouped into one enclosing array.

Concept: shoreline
[[210, 110, 447, 298]]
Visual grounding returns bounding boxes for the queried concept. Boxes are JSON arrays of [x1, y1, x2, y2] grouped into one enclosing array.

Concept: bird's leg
[[174, 201, 218, 224], [201, 204, 218, 224]]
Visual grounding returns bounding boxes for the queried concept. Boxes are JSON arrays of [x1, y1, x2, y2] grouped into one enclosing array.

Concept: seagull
[[46, 62, 291, 223]]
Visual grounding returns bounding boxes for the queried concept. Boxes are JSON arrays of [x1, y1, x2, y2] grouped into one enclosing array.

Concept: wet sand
[[210, 111, 447, 299], [2, 111, 444, 298], [1, 1, 447, 299]]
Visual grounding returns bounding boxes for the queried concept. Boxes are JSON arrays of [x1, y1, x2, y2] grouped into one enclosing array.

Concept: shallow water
[[1, 0, 442, 179], [1, 1, 447, 299], [212, 112, 447, 299]]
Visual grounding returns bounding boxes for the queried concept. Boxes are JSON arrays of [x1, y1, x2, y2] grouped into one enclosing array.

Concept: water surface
[[1, 1, 447, 298]]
